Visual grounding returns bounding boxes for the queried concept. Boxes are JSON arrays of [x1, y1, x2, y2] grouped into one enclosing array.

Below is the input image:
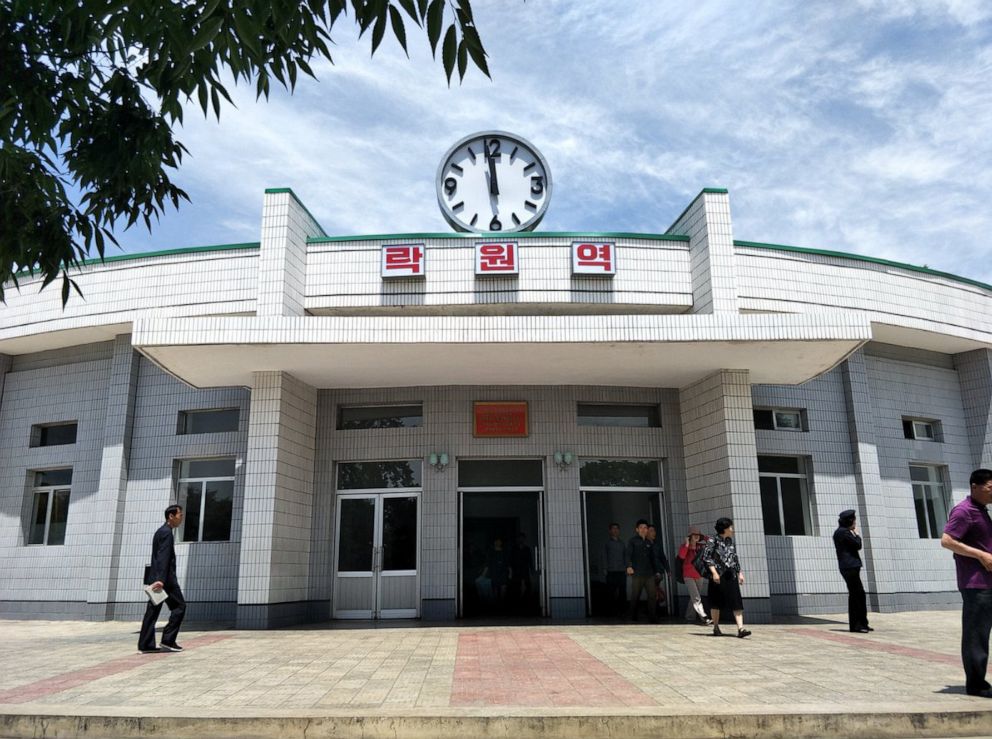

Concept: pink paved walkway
[[450, 630, 656, 707]]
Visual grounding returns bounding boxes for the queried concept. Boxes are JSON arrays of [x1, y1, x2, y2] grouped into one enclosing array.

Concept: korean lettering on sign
[[381, 244, 425, 278], [571, 241, 616, 276], [475, 242, 518, 275]]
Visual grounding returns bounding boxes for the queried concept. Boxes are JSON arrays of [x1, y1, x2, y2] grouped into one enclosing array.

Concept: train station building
[[0, 186, 989, 627]]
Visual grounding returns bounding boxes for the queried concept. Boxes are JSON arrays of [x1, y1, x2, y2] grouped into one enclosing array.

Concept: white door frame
[[332, 490, 421, 619]]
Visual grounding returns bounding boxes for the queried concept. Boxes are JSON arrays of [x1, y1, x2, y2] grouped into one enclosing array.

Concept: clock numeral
[[530, 176, 544, 195], [488, 138, 501, 159], [444, 177, 457, 196], [489, 215, 502, 232]]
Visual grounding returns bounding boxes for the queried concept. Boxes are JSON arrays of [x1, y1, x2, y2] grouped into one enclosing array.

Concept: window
[[30, 422, 77, 447], [337, 404, 423, 430], [177, 459, 236, 542], [758, 456, 812, 535], [458, 459, 543, 487], [338, 460, 423, 490], [910, 464, 950, 539], [579, 459, 660, 488], [177, 408, 239, 435], [577, 403, 660, 428], [27, 468, 72, 545], [753, 408, 805, 431], [903, 417, 939, 442]]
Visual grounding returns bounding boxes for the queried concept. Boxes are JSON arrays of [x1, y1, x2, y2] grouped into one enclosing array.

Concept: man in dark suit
[[833, 509, 872, 633], [138, 504, 187, 653]]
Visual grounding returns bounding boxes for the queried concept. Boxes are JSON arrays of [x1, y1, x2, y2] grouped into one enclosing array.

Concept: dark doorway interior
[[461, 491, 542, 618], [584, 490, 664, 617]]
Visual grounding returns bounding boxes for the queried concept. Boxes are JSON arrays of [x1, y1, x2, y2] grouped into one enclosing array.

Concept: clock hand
[[485, 139, 499, 196]]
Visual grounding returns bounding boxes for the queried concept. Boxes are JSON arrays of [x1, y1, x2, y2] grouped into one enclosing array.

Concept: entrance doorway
[[459, 491, 545, 618], [333, 492, 420, 618], [582, 490, 667, 617]]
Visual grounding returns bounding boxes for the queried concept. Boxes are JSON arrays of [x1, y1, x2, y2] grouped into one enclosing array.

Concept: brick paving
[[1, 610, 991, 718]]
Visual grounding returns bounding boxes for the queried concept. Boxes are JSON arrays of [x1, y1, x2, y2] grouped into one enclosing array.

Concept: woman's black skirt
[[708, 571, 744, 611]]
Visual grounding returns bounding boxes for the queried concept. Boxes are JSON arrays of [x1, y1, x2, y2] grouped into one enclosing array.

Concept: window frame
[[176, 408, 240, 435], [902, 417, 939, 442], [336, 404, 424, 430], [758, 455, 813, 536], [909, 463, 950, 539], [753, 407, 806, 432], [29, 421, 78, 448], [176, 458, 236, 543], [27, 468, 72, 546], [576, 402, 661, 428]]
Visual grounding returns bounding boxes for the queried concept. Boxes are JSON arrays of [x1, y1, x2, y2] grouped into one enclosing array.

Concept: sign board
[[473, 401, 528, 437]]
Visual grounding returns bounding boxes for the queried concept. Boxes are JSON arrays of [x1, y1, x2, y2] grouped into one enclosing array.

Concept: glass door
[[333, 493, 420, 619]]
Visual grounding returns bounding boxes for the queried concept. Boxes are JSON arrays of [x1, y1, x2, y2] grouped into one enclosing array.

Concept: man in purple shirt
[[941, 469, 992, 697]]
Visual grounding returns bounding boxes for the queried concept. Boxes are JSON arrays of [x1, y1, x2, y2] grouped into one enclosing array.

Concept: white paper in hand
[[143, 584, 168, 606]]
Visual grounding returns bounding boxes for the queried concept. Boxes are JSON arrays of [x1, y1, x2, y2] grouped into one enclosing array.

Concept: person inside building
[[509, 532, 533, 612], [833, 509, 872, 633], [702, 517, 751, 638], [625, 519, 659, 622], [482, 537, 511, 610], [647, 523, 670, 610], [941, 468, 992, 697], [679, 525, 712, 625], [604, 522, 627, 616]]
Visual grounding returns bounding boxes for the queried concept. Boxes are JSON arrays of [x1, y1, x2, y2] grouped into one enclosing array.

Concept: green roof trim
[[666, 187, 729, 236], [307, 231, 691, 244], [12, 242, 261, 279], [264, 187, 328, 237], [735, 240, 992, 292]]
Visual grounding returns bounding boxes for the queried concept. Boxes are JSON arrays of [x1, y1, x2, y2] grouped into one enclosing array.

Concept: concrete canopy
[[133, 313, 872, 389]]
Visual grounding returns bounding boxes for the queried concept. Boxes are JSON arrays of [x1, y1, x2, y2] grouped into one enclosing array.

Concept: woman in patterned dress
[[701, 517, 751, 638]]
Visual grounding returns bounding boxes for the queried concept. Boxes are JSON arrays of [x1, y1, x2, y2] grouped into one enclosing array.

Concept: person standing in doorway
[[678, 526, 712, 624], [138, 505, 187, 653], [833, 509, 872, 633], [647, 524, 670, 609], [482, 537, 511, 610], [941, 469, 992, 697], [702, 517, 751, 638], [625, 519, 658, 622], [509, 532, 533, 611], [604, 523, 627, 616]]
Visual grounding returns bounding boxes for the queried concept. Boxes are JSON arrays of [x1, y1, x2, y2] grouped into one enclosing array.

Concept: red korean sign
[[473, 402, 529, 438], [381, 244, 425, 278], [475, 242, 518, 275], [571, 241, 616, 275]]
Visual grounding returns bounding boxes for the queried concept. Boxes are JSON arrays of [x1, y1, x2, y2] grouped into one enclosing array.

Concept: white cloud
[[122, 0, 992, 284]]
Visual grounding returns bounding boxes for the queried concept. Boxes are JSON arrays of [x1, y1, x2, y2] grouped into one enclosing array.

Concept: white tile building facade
[[0, 187, 989, 627]]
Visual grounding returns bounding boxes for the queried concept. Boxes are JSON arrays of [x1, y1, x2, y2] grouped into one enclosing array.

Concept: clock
[[436, 131, 552, 233]]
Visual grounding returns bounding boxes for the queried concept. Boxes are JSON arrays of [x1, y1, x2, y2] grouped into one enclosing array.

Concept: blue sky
[[119, 0, 992, 283]]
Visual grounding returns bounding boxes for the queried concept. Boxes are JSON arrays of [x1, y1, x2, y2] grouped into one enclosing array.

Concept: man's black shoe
[[159, 642, 184, 652], [139, 647, 161, 654], [966, 688, 992, 698]]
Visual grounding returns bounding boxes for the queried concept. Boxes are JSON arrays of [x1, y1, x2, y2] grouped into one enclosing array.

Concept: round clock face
[[436, 131, 552, 233]]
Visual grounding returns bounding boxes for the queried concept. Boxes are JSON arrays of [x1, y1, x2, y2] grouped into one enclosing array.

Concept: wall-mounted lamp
[[428, 452, 449, 472], [553, 451, 574, 471]]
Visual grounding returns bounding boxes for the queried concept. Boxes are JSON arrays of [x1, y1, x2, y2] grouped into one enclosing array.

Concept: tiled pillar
[[237, 371, 317, 628], [86, 335, 139, 619], [0, 354, 10, 408], [841, 351, 895, 607], [954, 348, 992, 468], [257, 188, 326, 317], [666, 188, 739, 314], [679, 369, 771, 622]]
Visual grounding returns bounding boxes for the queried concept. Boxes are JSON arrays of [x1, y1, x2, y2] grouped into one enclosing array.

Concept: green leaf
[[397, 0, 420, 25], [427, 0, 444, 56], [388, 6, 408, 56], [370, 12, 387, 56], [462, 24, 490, 78], [417, 0, 428, 20], [190, 16, 224, 51], [457, 38, 467, 80], [441, 24, 456, 83]]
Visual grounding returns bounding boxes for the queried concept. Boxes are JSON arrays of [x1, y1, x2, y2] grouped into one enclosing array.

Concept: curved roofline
[[307, 231, 691, 244], [8, 234, 987, 295], [735, 240, 992, 293]]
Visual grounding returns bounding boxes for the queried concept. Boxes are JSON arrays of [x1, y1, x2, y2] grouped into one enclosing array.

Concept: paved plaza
[[2, 610, 992, 737]]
